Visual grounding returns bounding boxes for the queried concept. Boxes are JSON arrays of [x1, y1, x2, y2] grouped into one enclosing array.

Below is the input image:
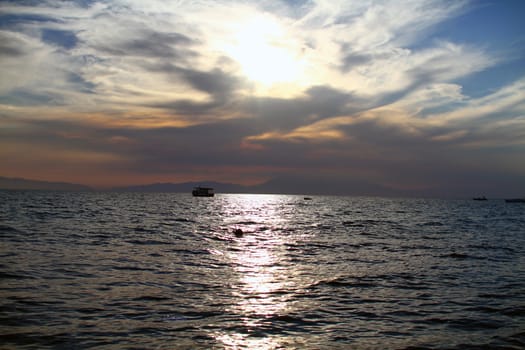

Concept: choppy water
[[1, 191, 524, 349]]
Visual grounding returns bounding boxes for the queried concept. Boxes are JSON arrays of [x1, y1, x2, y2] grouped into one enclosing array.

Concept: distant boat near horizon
[[505, 198, 525, 203], [192, 186, 215, 197], [473, 196, 487, 201]]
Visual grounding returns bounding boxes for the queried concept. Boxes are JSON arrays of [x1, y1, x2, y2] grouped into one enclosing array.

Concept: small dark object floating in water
[[304, 197, 312, 200], [473, 196, 487, 201], [233, 228, 244, 237]]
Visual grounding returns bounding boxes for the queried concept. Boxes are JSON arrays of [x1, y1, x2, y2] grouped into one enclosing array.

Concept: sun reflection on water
[[212, 194, 296, 349], [232, 246, 288, 316]]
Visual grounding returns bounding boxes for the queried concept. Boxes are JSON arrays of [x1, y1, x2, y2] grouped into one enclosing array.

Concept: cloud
[[0, 0, 524, 195], [84, 16, 196, 59], [0, 0, 493, 111]]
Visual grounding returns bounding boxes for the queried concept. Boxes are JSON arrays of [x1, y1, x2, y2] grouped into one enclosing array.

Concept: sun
[[223, 16, 306, 86]]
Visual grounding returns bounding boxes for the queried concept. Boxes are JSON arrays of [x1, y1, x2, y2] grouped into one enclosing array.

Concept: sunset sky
[[1, 0, 524, 196]]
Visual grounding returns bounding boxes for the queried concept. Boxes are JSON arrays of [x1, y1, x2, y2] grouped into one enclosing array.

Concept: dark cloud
[[242, 116, 525, 197], [0, 89, 57, 106], [0, 116, 257, 175], [150, 81, 373, 139], [0, 32, 29, 57], [339, 40, 392, 72], [148, 82, 362, 133], [340, 51, 372, 71], [241, 85, 360, 132], [152, 99, 223, 116], [0, 75, 95, 107], [67, 72, 97, 94], [0, 40, 25, 57], [175, 67, 245, 100], [2, 105, 523, 197], [92, 27, 196, 59], [144, 64, 249, 115], [121, 121, 257, 172]]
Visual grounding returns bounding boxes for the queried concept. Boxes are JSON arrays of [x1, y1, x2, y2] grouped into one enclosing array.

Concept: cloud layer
[[1, 0, 524, 196]]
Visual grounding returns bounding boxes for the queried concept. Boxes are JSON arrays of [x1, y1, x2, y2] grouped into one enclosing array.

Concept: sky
[[1, 0, 524, 197]]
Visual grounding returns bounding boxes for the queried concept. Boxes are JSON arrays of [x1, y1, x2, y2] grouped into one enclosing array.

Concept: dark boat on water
[[505, 198, 525, 203], [192, 186, 214, 197], [473, 196, 487, 201]]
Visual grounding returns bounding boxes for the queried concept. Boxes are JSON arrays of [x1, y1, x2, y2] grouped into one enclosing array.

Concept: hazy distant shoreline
[[0, 176, 93, 192], [1, 175, 520, 199]]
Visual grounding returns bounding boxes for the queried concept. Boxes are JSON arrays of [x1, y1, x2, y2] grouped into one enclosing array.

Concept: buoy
[[234, 228, 243, 237]]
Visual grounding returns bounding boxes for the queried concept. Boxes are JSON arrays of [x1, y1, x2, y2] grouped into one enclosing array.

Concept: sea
[[1, 191, 524, 349]]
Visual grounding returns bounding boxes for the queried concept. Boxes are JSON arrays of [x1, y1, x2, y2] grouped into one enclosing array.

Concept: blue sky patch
[[42, 29, 78, 49]]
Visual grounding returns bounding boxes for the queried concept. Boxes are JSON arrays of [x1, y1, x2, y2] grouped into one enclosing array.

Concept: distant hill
[[2, 175, 486, 198], [111, 177, 405, 196], [0, 176, 92, 191], [110, 181, 251, 193], [0, 176, 404, 196]]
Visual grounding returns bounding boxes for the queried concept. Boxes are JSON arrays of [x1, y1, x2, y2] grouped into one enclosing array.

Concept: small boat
[[473, 196, 487, 201], [505, 198, 525, 203], [192, 186, 214, 197]]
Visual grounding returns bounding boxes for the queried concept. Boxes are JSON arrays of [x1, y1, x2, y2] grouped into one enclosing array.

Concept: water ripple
[[0, 192, 524, 349]]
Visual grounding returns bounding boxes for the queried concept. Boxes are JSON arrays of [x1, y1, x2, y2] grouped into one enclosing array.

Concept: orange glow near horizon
[[0, 165, 274, 189]]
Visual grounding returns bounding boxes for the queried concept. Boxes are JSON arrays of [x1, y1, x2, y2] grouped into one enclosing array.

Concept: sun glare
[[223, 16, 306, 87]]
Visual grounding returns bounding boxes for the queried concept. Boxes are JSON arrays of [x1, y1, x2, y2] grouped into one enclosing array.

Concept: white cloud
[[429, 77, 525, 123], [1, 0, 524, 155], [0, 0, 495, 108]]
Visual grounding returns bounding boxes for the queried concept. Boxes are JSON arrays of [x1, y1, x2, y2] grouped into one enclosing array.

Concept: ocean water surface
[[1, 191, 524, 349]]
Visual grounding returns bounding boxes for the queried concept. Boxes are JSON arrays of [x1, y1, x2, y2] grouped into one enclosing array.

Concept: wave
[[1, 192, 524, 349]]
